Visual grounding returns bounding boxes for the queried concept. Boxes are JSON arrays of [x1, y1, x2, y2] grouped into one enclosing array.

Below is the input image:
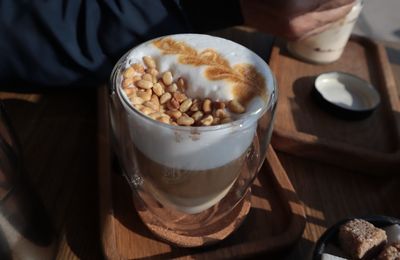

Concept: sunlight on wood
[[0, 93, 42, 103], [304, 205, 325, 220]]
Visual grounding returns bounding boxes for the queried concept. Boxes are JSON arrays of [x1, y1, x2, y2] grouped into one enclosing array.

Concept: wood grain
[[270, 36, 400, 174], [98, 85, 306, 259]]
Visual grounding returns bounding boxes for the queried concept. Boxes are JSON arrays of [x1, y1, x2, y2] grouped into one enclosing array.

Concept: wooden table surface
[[1, 27, 399, 259]]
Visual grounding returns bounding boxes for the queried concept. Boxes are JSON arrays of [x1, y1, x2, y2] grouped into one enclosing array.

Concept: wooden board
[[270, 35, 400, 174], [97, 86, 306, 259]]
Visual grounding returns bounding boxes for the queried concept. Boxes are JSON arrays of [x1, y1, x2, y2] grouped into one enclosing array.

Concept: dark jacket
[[0, 0, 242, 89]]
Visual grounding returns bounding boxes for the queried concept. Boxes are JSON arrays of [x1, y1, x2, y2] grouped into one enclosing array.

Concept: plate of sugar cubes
[[313, 215, 400, 260]]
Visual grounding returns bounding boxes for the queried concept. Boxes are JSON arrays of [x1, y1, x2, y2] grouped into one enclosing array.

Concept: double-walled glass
[[109, 35, 277, 241]]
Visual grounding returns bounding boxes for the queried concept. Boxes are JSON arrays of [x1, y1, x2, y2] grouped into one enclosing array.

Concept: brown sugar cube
[[339, 219, 387, 259], [378, 243, 400, 260]]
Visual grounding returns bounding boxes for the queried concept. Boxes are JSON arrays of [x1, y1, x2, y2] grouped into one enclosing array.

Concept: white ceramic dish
[[313, 72, 381, 119]]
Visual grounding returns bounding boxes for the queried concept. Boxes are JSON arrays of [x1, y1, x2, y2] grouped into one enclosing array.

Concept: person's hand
[[240, 0, 356, 40]]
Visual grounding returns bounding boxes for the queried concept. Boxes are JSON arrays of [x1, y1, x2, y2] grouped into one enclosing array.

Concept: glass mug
[[109, 34, 277, 245]]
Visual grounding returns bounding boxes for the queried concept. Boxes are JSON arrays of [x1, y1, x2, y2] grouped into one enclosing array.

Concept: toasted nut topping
[[200, 115, 213, 126], [132, 63, 145, 74], [228, 100, 245, 113], [173, 92, 187, 103], [214, 101, 226, 110], [150, 94, 160, 107], [162, 71, 173, 85], [132, 75, 142, 82], [124, 56, 249, 126], [168, 98, 180, 110], [136, 80, 153, 89], [152, 83, 164, 96], [142, 73, 153, 82], [166, 110, 182, 120], [143, 56, 156, 69], [130, 96, 144, 105], [177, 116, 194, 126], [191, 111, 203, 122], [138, 106, 154, 115], [214, 109, 228, 118], [123, 87, 135, 96], [159, 92, 172, 104], [122, 78, 134, 88], [143, 101, 159, 111], [221, 117, 232, 124], [190, 99, 200, 112], [203, 99, 212, 113], [123, 67, 135, 78], [167, 83, 178, 93], [157, 116, 170, 124], [137, 89, 152, 101], [177, 77, 185, 91], [148, 68, 159, 77], [212, 117, 220, 125], [179, 98, 192, 113]]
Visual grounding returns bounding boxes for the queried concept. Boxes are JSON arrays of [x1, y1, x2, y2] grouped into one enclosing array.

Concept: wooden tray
[[270, 35, 400, 174], [97, 86, 306, 259]]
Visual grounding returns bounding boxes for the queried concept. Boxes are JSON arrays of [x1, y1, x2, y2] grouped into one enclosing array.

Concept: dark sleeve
[[0, 0, 243, 89]]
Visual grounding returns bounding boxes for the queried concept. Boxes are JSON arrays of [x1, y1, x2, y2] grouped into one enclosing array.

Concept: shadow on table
[[1, 90, 103, 259]]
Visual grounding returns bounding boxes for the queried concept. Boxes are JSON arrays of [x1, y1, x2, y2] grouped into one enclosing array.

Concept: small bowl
[[313, 215, 400, 260], [312, 72, 381, 120]]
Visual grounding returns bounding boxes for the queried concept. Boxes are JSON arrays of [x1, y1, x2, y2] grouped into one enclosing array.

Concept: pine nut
[[152, 83, 164, 96], [159, 92, 172, 104], [132, 63, 145, 74], [179, 98, 192, 113], [162, 71, 173, 85], [157, 116, 170, 124], [148, 68, 159, 77], [212, 117, 220, 125], [143, 101, 159, 111], [130, 96, 144, 105], [148, 112, 163, 120], [167, 83, 178, 93], [150, 94, 160, 107], [177, 77, 185, 91], [168, 98, 180, 110], [214, 101, 226, 110], [137, 89, 152, 101], [132, 76, 142, 82], [177, 116, 194, 126], [139, 106, 154, 115], [123, 87, 135, 96], [122, 78, 134, 88], [228, 100, 245, 114], [143, 56, 156, 69], [191, 111, 203, 122], [136, 80, 153, 89], [203, 99, 212, 113], [166, 110, 182, 120], [173, 92, 187, 103], [221, 117, 232, 124], [214, 108, 228, 118], [200, 115, 213, 126], [123, 67, 135, 78], [190, 99, 200, 112], [142, 73, 153, 82]]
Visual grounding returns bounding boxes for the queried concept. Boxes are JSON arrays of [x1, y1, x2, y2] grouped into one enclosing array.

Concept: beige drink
[[113, 34, 275, 214]]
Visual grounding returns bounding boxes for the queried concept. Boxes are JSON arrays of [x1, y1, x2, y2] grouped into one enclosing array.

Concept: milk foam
[[118, 34, 274, 171]]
